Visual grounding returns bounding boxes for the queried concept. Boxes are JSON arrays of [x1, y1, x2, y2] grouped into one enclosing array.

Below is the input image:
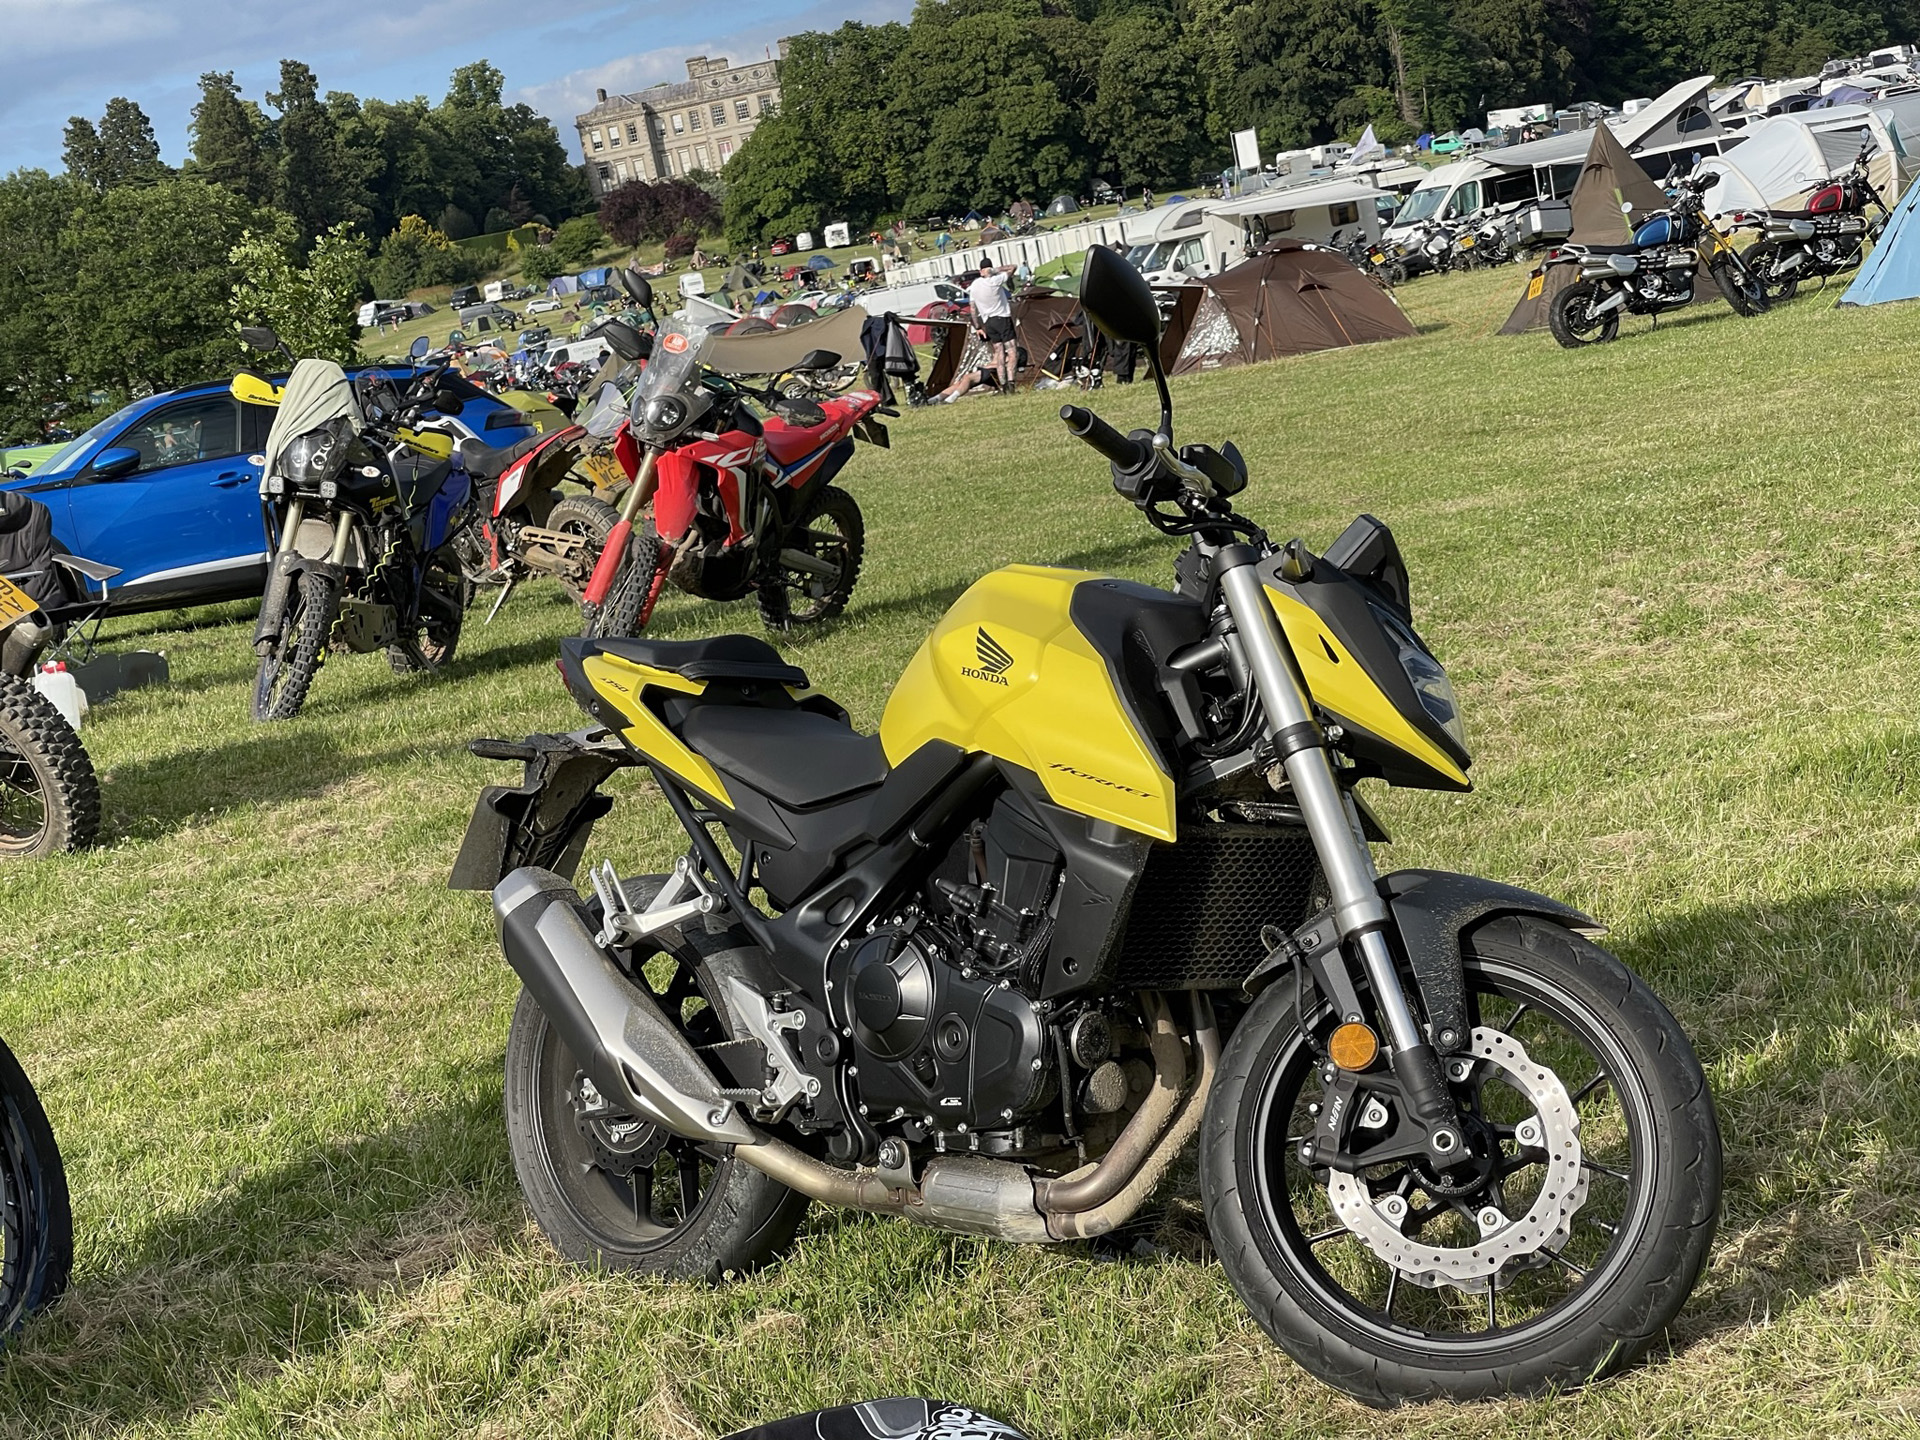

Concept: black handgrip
[[1060, 404, 1147, 471]]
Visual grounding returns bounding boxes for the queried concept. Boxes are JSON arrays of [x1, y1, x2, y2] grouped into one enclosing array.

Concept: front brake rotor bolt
[[1516, 1118, 1542, 1147], [1477, 1206, 1505, 1236], [1447, 1058, 1473, 1082]]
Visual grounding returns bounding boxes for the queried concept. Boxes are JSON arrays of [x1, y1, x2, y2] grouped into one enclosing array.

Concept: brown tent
[[1169, 245, 1415, 375], [1499, 124, 1668, 334], [1010, 290, 1083, 382]]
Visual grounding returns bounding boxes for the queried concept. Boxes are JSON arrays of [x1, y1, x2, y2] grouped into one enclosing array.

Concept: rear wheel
[[1710, 255, 1769, 316], [545, 495, 621, 604], [503, 877, 808, 1279], [1547, 280, 1620, 348], [251, 568, 333, 722], [0, 1035, 72, 1333], [1200, 916, 1721, 1406], [0, 675, 98, 858], [758, 486, 864, 630], [386, 556, 468, 675], [1381, 262, 1408, 287]]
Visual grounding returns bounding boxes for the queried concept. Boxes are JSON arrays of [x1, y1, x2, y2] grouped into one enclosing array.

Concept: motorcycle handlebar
[[1059, 404, 1148, 472]]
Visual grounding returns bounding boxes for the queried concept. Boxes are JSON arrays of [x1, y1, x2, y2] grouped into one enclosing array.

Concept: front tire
[[1199, 915, 1721, 1406], [0, 1036, 72, 1333], [1548, 279, 1621, 348], [502, 878, 808, 1278], [1743, 241, 1799, 304], [1711, 256, 1769, 316], [582, 525, 664, 640], [386, 557, 468, 675], [251, 568, 333, 721], [0, 676, 98, 858]]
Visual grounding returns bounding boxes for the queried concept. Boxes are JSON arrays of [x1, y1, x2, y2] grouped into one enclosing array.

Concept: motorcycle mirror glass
[[431, 389, 466, 415], [239, 326, 280, 352], [1622, 200, 1635, 214], [594, 319, 649, 362], [618, 270, 654, 310], [794, 348, 841, 371], [1079, 244, 1162, 348], [409, 336, 430, 359]]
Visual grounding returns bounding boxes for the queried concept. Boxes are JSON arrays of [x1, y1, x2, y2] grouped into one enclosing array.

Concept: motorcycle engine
[[828, 792, 1064, 1134]]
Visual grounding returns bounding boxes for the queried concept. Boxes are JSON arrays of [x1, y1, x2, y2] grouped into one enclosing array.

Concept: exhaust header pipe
[[493, 868, 758, 1147]]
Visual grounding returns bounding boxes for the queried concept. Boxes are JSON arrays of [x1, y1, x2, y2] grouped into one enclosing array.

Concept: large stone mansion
[[575, 49, 787, 195]]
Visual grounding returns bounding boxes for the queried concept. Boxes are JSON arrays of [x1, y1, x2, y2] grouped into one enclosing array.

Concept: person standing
[[967, 262, 1019, 392]]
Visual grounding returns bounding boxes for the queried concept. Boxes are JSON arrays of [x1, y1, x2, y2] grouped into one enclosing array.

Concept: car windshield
[[1394, 187, 1448, 225], [29, 401, 144, 475]]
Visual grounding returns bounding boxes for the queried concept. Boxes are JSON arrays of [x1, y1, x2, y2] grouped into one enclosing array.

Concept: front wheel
[[582, 524, 665, 640], [1547, 279, 1621, 348], [251, 568, 334, 721], [1199, 915, 1721, 1406], [0, 1036, 72, 1333], [1710, 255, 1769, 316], [0, 675, 99, 858], [758, 486, 864, 630]]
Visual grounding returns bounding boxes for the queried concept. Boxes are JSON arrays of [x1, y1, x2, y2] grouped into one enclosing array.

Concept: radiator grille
[[1112, 823, 1322, 990]]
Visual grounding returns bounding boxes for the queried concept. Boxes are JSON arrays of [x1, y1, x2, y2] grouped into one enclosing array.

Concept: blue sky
[[0, 0, 913, 174]]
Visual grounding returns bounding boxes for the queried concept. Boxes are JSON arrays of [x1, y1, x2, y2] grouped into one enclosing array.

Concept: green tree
[[189, 71, 275, 204], [0, 170, 87, 441], [62, 99, 170, 191], [368, 213, 484, 296], [230, 219, 370, 363], [63, 178, 262, 399], [60, 118, 104, 192], [1085, 12, 1210, 187], [549, 215, 603, 267], [269, 60, 364, 242]]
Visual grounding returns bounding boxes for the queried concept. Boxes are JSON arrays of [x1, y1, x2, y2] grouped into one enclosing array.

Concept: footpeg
[[591, 855, 721, 947]]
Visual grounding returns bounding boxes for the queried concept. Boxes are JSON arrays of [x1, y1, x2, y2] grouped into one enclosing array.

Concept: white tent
[[1697, 108, 1909, 215]]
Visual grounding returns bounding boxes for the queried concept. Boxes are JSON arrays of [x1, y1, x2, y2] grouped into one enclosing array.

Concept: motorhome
[[1117, 179, 1397, 282], [1384, 75, 1734, 246]]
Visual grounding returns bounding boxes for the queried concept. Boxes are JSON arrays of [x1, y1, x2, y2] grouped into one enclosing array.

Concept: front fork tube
[[583, 448, 658, 610], [253, 498, 307, 650], [1215, 548, 1464, 1162]]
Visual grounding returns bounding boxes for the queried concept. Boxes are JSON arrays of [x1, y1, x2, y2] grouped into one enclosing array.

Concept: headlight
[[284, 419, 350, 487], [645, 394, 689, 434], [1374, 606, 1467, 752]]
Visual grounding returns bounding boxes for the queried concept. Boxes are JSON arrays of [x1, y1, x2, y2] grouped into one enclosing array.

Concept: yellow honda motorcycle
[[453, 247, 1721, 1406]]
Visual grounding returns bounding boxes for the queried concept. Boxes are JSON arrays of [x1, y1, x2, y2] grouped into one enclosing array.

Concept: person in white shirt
[[966, 264, 1019, 392]]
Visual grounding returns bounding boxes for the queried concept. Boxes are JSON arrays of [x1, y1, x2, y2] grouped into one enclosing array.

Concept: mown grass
[[5, 263, 1920, 1438]]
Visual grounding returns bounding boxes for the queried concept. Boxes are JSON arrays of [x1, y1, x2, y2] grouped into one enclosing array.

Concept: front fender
[[1382, 869, 1601, 1055]]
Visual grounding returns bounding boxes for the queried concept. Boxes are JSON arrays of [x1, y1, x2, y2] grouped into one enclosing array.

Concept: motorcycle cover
[[263, 359, 363, 482]]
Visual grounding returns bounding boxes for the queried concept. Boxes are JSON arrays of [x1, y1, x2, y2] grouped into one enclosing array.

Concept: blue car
[[1, 371, 537, 614]]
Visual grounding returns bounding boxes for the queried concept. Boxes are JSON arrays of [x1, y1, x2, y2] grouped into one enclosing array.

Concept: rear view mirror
[[239, 326, 281, 352], [618, 270, 654, 311], [593, 319, 650, 362], [1079, 246, 1161, 348], [794, 349, 841, 371], [409, 336, 430, 359], [1622, 200, 1635, 214]]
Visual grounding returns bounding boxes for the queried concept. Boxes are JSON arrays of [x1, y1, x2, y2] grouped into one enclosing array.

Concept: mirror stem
[[1149, 350, 1174, 442]]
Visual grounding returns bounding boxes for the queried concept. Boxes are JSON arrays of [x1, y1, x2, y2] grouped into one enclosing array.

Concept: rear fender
[[448, 729, 635, 890]]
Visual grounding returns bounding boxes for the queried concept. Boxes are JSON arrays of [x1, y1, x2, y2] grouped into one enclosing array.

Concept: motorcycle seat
[[458, 434, 547, 481], [583, 633, 809, 688], [1566, 243, 1644, 256], [679, 704, 889, 809]]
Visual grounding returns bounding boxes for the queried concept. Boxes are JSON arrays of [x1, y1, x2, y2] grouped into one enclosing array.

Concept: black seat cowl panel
[[680, 705, 888, 810], [579, 633, 810, 689]]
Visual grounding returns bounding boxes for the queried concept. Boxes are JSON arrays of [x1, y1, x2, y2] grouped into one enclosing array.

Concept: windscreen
[[1393, 187, 1447, 225], [629, 316, 712, 438]]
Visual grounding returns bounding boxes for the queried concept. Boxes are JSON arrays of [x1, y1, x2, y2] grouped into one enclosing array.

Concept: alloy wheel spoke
[[1581, 1157, 1630, 1183], [1306, 1224, 1349, 1248], [1570, 1070, 1609, 1106], [1383, 1267, 1401, 1318], [1543, 1246, 1588, 1278]]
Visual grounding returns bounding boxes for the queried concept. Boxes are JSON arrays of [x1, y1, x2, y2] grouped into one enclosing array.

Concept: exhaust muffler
[[493, 867, 759, 1146]]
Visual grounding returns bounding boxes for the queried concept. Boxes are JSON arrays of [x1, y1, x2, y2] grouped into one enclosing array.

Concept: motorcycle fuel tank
[[879, 565, 1177, 840]]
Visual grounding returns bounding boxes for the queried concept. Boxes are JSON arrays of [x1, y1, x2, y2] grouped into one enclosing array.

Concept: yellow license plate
[[1525, 273, 1545, 300], [578, 451, 627, 495], [1369, 252, 1385, 263], [1459, 234, 1476, 247], [0, 574, 38, 627]]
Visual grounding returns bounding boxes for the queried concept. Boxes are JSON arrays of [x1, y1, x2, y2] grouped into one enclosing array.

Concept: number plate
[[0, 574, 38, 628], [1525, 274, 1545, 300], [1458, 234, 1475, 248]]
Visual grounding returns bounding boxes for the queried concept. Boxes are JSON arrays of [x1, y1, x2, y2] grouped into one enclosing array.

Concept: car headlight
[[1374, 606, 1467, 752]]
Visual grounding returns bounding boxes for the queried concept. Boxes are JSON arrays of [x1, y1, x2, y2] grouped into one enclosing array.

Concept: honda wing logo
[[961, 627, 1014, 686]]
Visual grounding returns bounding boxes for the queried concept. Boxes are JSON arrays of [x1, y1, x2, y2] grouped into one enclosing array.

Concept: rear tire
[[386, 557, 468, 675], [546, 496, 621, 604], [503, 876, 808, 1279], [0, 675, 98, 858], [1741, 241, 1799, 304], [250, 569, 333, 721], [1548, 279, 1621, 348], [758, 486, 864, 630]]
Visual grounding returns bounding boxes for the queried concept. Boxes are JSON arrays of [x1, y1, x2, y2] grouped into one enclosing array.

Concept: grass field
[[6, 262, 1920, 1438]]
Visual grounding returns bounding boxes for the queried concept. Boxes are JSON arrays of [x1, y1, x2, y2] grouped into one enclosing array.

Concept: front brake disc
[[1325, 1026, 1589, 1293]]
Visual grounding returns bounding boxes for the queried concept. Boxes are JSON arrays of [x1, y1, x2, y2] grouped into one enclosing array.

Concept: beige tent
[[1499, 125, 1668, 335]]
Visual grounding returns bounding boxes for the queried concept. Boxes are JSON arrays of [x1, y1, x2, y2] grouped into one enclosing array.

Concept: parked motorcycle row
[[0, 246, 1732, 1412]]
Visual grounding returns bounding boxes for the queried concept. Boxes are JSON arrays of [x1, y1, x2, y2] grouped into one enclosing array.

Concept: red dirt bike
[[451, 422, 619, 620], [579, 312, 891, 637]]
